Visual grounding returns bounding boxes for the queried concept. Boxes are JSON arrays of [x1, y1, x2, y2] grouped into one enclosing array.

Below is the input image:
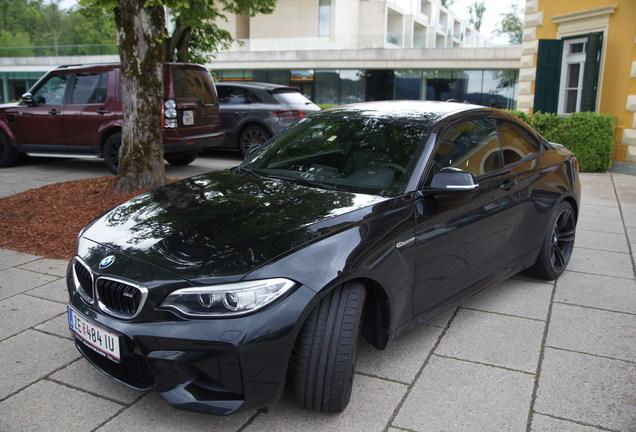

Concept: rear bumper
[[163, 131, 225, 154]]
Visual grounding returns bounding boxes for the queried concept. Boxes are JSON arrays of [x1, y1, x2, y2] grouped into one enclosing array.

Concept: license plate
[[182, 110, 194, 126], [68, 306, 121, 363]]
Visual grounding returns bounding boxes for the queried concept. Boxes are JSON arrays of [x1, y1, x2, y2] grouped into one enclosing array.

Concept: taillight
[[273, 110, 304, 118], [572, 156, 579, 172], [163, 99, 177, 128]]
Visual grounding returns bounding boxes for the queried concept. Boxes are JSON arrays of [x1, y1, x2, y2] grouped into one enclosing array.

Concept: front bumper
[[68, 277, 315, 415]]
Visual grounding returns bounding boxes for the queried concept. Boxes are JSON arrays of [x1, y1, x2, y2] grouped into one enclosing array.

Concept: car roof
[[215, 81, 300, 92], [319, 100, 493, 126]]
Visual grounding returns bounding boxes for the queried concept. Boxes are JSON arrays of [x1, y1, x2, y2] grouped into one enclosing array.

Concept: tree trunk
[[113, 0, 166, 194]]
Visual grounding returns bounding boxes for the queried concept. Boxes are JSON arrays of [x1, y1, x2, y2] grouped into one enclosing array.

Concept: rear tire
[[103, 132, 121, 174], [525, 201, 576, 280], [293, 282, 366, 413], [165, 151, 198, 166], [0, 133, 19, 167], [238, 125, 271, 158]]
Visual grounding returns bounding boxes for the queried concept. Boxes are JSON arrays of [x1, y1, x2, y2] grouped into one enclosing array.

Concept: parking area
[[0, 155, 635, 432]]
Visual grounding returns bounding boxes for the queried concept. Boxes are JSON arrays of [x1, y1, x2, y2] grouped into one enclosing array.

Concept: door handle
[[96, 109, 110, 115], [48, 109, 59, 115], [500, 179, 517, 191]]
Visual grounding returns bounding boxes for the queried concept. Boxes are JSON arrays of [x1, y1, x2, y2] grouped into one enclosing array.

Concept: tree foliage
[[440, 0, 454, 8], [0, 0, 116, 55], [165, 0, 276, 63], [467, 1, 485, 32], [496, 4, 523, 45]]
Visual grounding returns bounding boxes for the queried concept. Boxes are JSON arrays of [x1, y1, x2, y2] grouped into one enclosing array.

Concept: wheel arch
[[99, 127, 122, 156]]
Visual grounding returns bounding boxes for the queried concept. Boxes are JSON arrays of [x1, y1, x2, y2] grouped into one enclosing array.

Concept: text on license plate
[[68, 306, 121, 362], [182, 110, 194, 125]]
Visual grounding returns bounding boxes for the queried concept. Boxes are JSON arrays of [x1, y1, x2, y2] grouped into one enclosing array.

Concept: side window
[[70, 73, 108, 104], [433, 118, 502, 177], [32, 74, 69, 106], [497, 121, 539, 165], [217, 86, 260, 104]]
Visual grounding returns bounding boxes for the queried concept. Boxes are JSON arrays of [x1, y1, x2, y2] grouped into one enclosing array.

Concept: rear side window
[[70, 73, 108, 104], [272, 90, 310, 105], [497, 121, 539, 165], [172, 69, 218, 106], [217, 86, 261, 104]]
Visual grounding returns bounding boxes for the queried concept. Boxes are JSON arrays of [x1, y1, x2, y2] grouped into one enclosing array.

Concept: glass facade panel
[[210, 68, 518, 109], [339, 70, 365, 104], [0, 71, 45, 103], [394, 70, 421, 100]]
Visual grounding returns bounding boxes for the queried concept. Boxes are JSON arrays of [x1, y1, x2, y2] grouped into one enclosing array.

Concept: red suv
[[0, 63, 223, 172]]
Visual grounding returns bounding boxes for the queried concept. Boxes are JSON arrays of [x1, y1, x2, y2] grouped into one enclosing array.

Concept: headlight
[[160, 278, 296, 317]]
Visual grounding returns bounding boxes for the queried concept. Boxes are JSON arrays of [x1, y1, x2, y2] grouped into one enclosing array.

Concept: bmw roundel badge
[[99, 255, 115, 268]]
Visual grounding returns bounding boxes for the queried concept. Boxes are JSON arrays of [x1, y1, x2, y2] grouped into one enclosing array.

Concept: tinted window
[[70, 73, 108, 104], [273, 90, 311, 105], [497, 121, 539, 165], [32, 74, 69, 106], [173, 69, 218, 105], [217, 86, 261, 104], [434, 118, 502, 177]]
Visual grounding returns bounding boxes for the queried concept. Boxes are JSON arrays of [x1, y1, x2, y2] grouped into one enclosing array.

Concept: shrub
[[504, 110, 615, 172]]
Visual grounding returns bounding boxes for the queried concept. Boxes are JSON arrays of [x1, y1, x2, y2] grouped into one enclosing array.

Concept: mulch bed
[[0, 176, 147, 259]]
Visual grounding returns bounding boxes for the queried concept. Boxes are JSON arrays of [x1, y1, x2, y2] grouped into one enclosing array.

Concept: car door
[[13, 72, 70, 150], [412, 117, 520, 315], [64, 71, 112, 151], [217, 86, 257, 144]]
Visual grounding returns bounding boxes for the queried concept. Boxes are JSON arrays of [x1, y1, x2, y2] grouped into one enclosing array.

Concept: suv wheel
[[239, 125, 271, 157], [165, 152, 198, 166], [104, 132, 121, 174], [0, 133, 19, 167]]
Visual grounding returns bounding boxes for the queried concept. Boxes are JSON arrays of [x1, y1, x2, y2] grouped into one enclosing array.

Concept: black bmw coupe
[[67, 101, 580, 415]]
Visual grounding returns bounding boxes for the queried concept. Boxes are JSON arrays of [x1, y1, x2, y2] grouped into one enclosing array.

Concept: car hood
[[82, 170, 385, 281]]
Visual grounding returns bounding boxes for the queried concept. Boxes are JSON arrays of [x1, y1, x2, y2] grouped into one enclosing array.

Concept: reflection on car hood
[[82, 170, 384, 281]]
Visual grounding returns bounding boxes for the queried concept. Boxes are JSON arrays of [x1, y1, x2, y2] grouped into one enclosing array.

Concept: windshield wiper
[[266, 174, 341, 191], [233, 166, 265, 179]]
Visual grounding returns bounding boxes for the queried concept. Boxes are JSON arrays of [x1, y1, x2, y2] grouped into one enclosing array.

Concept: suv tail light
[[163, 99, 178, 128], [273, 110, 304, 118]]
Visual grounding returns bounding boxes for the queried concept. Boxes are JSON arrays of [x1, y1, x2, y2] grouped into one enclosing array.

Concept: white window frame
[[557, 37, 587, 115]]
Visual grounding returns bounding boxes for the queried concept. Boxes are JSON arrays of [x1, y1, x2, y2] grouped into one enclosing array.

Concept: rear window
[[272, 90, 312, 105], [172, 69, 218, 106]]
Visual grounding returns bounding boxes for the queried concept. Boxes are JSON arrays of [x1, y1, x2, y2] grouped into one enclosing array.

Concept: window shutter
[[581, 32, 603, 112], [534, 39, 563, 114]]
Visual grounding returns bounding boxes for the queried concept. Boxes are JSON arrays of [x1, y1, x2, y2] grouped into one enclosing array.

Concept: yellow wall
[[534, 0, 636, 161]]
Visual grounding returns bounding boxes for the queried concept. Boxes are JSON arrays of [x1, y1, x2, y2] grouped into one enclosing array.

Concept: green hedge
[[317, 104, 339, 110], [505, 110, 615, 172]]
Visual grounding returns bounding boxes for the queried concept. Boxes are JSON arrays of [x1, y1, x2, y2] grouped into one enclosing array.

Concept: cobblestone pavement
[[0, 155, 634, 432]]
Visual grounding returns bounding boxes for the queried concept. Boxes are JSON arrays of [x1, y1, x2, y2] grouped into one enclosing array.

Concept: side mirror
[[21, 93, 34, 106], [427, 167, 479, 194]]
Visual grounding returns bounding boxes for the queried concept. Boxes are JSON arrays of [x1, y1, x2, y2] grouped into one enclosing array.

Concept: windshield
[[242, 111, 431, 196]]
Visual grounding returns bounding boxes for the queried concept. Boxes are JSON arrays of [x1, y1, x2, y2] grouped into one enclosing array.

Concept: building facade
[[210, 0, 521, 108], [517, 0, 636, 162]]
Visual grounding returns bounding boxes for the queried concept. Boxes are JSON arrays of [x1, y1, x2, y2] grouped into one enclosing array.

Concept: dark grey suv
[[215, 82, 320, 156]]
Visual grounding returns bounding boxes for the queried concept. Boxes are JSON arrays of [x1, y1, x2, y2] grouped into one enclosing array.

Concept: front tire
[[103, 132, 121, 174], [293, 282, 366, 413], [0, 132, 19, 167], [525, 201, 576, 280]]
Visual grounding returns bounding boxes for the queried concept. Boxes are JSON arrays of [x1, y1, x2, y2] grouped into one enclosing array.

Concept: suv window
[[434, 118, 502, 177], [217, 86, 261, 104], [32, 74, 69, 106], [70, 73, 108, 104], [273, 90, 308, 105], [497, 121, 539, 165], [173, 69, 218, 105]]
